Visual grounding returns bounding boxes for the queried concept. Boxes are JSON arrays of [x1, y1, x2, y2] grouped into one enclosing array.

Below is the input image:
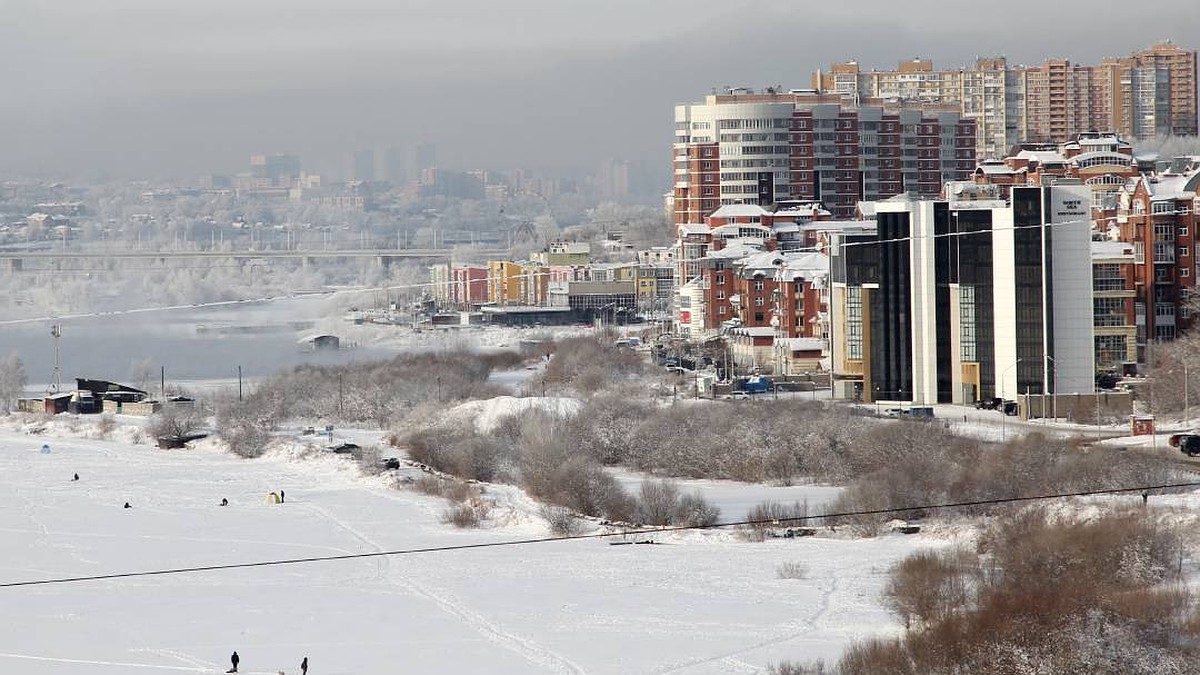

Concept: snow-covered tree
[[0, 352, 28, 413]]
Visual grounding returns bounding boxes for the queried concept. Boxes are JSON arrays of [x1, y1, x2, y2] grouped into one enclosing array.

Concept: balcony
[[1093, 277, 1128, 293]]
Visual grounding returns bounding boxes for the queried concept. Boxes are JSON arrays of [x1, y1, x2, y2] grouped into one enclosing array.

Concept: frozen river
[[0, 296, 397, 390]]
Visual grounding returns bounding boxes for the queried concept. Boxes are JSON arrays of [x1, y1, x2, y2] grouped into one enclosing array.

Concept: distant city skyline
[[2, 0, 1199, 180]]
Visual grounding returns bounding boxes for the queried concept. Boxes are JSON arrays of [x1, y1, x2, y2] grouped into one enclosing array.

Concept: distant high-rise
[[345, 149, 376, 182], [249, 153, 301, 187], [407, 143, 437, 183], [375, 147, 405, 184], [812, 42, 1198, 157]]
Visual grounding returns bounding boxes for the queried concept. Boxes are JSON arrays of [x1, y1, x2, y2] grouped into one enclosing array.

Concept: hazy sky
[[2, 0, 1198, 181]]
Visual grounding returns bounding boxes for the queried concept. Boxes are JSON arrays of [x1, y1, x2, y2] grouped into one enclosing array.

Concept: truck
[[737, 375, 773, 395]]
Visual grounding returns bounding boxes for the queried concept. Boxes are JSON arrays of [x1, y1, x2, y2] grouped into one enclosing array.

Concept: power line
[[2, 479, 1196, 590]]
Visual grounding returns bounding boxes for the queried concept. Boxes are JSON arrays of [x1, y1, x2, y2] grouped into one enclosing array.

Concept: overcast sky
[[2, 0, 1198, 181]]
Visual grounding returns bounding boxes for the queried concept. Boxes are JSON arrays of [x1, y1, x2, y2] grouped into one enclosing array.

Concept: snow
[[608, 468, 844, 522], [0, 417, 938, 674], [443, 396, 584, 433]]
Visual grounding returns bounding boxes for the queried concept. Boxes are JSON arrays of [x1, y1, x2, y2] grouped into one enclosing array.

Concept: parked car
[[975, 397, 1003, 410], [1169, 434, 1200, 457]]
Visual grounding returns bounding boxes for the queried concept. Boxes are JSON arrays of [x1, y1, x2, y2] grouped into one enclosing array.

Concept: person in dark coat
[[73, 473, 79, 481], [123, 502, 131, 509], [220, 498, 229, 506], [228, 650, 239, 673], [280, 490, 285, 503], [301, 656, 308, 674]]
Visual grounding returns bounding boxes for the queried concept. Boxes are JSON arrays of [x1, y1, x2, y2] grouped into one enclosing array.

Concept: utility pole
[[237, 365, 243, 402]]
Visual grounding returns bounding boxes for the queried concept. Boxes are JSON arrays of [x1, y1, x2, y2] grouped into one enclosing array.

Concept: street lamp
[[1184, 358, 1191, 431], [1001, 358, 1022, 441], [1045, 355, 1058, 424]]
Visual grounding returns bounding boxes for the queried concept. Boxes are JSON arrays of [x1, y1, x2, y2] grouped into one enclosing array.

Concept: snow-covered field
[[0, 418, 939, 675]]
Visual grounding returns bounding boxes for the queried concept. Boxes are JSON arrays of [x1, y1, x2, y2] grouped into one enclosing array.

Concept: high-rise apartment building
[[672, 91, 975, 223], [814, 43, 1197, 156], [815, 57, 1024, 159]]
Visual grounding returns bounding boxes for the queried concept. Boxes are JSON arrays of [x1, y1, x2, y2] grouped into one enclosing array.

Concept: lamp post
[[1001, 358, 1022, 441], [1045, 355, 1058, 425], [1185, 358, 1190, 431]]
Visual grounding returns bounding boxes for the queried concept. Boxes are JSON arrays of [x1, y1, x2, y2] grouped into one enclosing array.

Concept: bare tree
[[129, 357, 156, 393], [0, 352, 28, 413], [149, 405, 203, 438]]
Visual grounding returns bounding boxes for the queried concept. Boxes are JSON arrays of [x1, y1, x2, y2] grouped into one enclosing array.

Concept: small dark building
[[302, 334, 341, 351], [480, 306, 578, 326], [76, 378, 148, 404], [17, 393, 72, 414], [156, 432, 208, 449]]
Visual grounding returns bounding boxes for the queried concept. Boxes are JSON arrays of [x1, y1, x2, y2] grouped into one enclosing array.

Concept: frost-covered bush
[[540, 336, 645, 396], [540, 505, 583, 537], [633, 480, 720, 527], [239, 350, 509, 428], [826, 507, 1200, 675]]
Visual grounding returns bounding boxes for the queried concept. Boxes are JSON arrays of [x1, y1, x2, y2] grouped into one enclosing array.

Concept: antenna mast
[[48, 323, 62, 394]]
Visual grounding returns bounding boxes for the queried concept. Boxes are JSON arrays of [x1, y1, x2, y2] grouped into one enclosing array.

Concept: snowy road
[[0, 425, 935, 674]]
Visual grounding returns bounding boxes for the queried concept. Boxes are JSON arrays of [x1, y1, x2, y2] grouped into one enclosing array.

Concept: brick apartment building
[[1116, 170, 1200, 357], [672, 90, 975, 224]]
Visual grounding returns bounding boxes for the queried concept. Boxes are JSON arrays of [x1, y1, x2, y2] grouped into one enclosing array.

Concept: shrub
[[96, 414, 115, 440], [540, 505, 583, 537], [768, 662, 830, 675], [745, 500, 811, 539], [541, 336, 645, 397], [149, 406, 203, 439], [828, 507, 1200, 674], [776, 561, 810, 580], [441, 502, 489, 528], [882, 548, 972, 629], [633, 480, 720, 527]]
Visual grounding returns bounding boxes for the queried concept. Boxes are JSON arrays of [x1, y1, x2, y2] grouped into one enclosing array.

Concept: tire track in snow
[[652, 561, 848, 674], [0, 650, 208, 671], [302, 502, 586, 675]]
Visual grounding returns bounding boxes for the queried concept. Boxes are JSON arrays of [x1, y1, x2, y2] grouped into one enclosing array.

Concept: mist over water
[[5, 297, 396, 392]]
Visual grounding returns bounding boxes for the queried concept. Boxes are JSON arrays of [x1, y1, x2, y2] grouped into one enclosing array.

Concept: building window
[[1095, 335, 1127, 365], [754, 297, 764, 307], [754, 312, 765, 323], [1182, 247, 1190, 258], [717, 290, 726, 299], [754, 280, 765, 290], [1183, 267, 1191, 278], [1181, 227, 1190, 237], [960, 286, 977, 362], [718, 306, 726, 315], [846, 286, 863, 360], [1094, 297, 1127, 327], [715, 274, 725, 284]]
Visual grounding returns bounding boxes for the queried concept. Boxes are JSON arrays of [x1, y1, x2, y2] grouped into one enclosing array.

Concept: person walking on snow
[[301, 656, 308, 674], [228, 650, 239, 673]]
